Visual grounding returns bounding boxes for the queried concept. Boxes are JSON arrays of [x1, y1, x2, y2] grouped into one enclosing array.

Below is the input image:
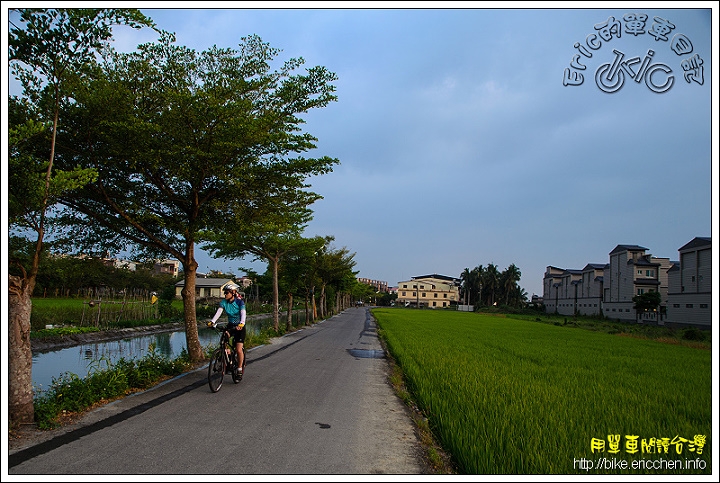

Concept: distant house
[[665, 237, 712, 328], [174, 278, 239, 299], [102, 257, 138, 271], [155, 259, 180, 277], [603, 244, 673, 323], [357, 277, 389, 293], [543, 237, 711, 327], [396, 274, 460, 308]]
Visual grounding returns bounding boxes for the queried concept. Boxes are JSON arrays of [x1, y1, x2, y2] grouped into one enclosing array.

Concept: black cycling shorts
[[227, 324, 246, 344]]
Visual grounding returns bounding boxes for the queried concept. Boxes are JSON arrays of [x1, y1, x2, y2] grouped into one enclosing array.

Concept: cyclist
[[209, 283, 246, 376]]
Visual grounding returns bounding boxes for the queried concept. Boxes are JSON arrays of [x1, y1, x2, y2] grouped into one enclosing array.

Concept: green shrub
[[33, 345, 194, 429]]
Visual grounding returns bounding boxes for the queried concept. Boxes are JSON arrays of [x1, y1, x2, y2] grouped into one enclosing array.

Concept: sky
[[4, 2, 717, 298]]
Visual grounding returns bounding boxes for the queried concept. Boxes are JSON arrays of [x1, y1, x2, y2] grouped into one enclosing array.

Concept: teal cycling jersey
[[220, 297, 246, 325]]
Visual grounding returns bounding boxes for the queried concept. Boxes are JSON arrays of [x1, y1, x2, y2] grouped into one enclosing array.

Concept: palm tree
[[483, 264, 500, 307], [501, 263, 522, 307]]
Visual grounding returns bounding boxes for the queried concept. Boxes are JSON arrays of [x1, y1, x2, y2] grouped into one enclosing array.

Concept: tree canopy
[[460, 262, 527, 309], [8, 7, 156, 426], [49, 31, 339, 360]]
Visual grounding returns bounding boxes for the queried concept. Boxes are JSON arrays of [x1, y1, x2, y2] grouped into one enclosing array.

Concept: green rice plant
[[373, 308, 711, 475]]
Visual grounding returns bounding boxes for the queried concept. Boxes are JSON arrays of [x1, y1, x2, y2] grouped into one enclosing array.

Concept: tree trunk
[[8, 275, 35, 427], [304, 295, 310, 326], [271, 256, 280, 333], [311, 286, 317, 322], [319, 284, 326, 319], [180, 256, 203, 362], [285, 293, 293, 331]]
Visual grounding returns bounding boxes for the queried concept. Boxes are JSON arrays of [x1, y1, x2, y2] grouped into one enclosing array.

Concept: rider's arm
[[239, 305, 246, 326], [210, 307, 224, 324]]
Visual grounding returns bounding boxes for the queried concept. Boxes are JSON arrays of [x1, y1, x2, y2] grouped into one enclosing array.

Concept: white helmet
[[223, 283, 240, 293]]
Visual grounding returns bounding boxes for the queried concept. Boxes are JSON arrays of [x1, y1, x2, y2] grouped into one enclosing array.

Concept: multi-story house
[[603, 245, 672, 323], [542, 264, 604, 316], [665, 237, 712, 328], [542, 266, 565, 313], [396, 274, 460, 308], [576, 263, 605, 316], [154, 259, 180, 277], [544, 238, 710, 327]]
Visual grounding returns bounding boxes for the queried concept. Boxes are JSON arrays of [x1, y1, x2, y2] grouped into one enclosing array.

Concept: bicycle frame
[[207, 322, 245, 392]]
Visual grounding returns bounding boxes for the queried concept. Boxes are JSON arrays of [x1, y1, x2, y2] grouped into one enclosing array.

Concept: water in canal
[[31, 314, 302, 393]]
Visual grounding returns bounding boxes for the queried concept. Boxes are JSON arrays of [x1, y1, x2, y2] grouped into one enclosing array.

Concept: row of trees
[[9, 238, 178, 297], [8, 8, 345, 426], [459, 263, 528, 309]]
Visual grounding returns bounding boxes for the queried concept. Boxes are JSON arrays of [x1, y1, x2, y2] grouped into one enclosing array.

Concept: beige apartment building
[[396, 274, 460, 308], [543, 237, 711, 328]]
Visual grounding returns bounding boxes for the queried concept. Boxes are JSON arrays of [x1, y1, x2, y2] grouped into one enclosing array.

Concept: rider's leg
[[236, 341, 244, 370]]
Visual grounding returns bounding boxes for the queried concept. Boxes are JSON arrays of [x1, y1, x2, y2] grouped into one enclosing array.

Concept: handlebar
[[206, 320, 244, 331], [206, 320, 228, 331]]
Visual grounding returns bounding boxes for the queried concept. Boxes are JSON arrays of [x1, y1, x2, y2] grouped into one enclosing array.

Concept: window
[[646, 270, 655, 277], [673, 304, 680, 308], [444, 294, 447, 298], [432, 301, 437, 307], [434, 293, 438, 298], [637, 270, 643, 275], [700, 304, 708, 308], [637, 289, 645, 295], [422, 293, 426, 297], [402, 285, 407, 289], [686, 304, 694, 308], [401, 291, 406, 296]]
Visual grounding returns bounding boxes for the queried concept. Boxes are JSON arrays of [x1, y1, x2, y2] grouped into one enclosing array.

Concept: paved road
[[8, 307, 427, 476]]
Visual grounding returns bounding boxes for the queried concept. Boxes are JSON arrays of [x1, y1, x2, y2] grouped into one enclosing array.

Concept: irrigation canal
[[31, 312, 306, 393]]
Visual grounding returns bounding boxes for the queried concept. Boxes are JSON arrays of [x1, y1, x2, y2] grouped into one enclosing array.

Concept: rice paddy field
[[372, 308, 712, 475]]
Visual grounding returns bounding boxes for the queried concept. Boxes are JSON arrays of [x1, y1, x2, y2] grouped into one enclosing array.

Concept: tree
[[632, 291, 662, 321], [208, 220, 320, 334], [314, 244, 358, 318], [52, 33, 339, 361], [499, 263, 524, 308], [460, 265, 482, 307], [277, 236, 327, 331], [8, 8, 155, 427], [483, 263, 500, 307]]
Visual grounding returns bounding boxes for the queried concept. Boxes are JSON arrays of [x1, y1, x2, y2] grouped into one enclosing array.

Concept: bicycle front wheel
[[208, 349, 226, 392]]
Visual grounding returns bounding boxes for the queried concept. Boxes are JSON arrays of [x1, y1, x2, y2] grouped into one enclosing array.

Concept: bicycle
[[206, 321, 246, 393]]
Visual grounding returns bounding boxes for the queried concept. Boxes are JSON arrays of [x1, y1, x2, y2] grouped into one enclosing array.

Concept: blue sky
[[5, 3, 717, 298]]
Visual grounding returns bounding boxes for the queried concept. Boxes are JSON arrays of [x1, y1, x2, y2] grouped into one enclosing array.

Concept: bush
[[33, 345, 194, 429], [682, 327, 706, 341]]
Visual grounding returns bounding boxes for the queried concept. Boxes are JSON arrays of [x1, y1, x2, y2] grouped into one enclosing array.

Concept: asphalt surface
[[7, 307, 428, 476]]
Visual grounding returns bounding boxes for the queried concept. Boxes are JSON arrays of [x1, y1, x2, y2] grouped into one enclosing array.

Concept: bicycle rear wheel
[[208, 348, 225, 392]]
